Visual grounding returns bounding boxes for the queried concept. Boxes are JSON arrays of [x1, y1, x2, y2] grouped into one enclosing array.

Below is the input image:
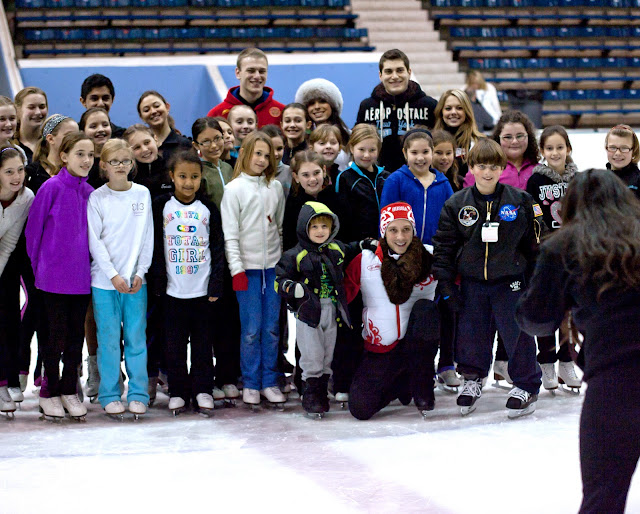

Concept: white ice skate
[[457, 378, 483, 416], [19, 374, 28, 393], [0, 386, 17, 418], [261, 386, 286, 410], [212, 387, 226, 408], [61, 394, 87, 421], [492, 360, 513, 390], [105, 400, 125, 421], [39, 396, 65, 421], [8, 386, 24, 405], [334, 392, 349, 409], [195, 393, 214, 417], [223, 384, 240, 407], [243, 388, 260, 411], [540, 363, 559, 392], [85, 355, 100, 403], [168, 396, 186, 416], [437, 369, 461, 393], [128, 401, 147, 421], [557, 361, 581, 394], [506, 387, 537, 419]]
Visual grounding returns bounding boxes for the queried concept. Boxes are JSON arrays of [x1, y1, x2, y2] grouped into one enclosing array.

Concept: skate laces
[[559, 362, 579, 380], [461, 379, 482, 398], [66, 394, 82, 406], [541, 364, 556, 380], [508, 387, 530, 402]]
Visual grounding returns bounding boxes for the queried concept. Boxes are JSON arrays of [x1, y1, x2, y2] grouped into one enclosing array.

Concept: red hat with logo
[[379, 202, 417, 237]]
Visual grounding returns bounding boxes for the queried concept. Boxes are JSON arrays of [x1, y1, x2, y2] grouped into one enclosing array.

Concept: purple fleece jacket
[[25, 167, 93, 294]]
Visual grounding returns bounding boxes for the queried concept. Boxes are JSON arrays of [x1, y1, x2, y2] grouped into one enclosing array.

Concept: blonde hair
[[233, 131, 277, 183], [434, 89, 484, 162], [465, 70, 487, 90], [348, 124, 381, 152], [99, 139, 135, 180], [32, 115, 77, 174], [605, 124, 640, 164]]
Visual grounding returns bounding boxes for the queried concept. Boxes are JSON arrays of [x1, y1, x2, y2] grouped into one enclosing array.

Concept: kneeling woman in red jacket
[[344, 202, 440, 420]]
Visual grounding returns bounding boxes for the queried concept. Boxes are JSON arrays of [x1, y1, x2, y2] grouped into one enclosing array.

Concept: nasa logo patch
[[499, 204, 518, 222]]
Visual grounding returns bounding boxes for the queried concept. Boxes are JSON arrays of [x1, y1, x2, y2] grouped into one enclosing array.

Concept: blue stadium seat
[[174, 27, 201, 38], [24, 29, 56, 40], [132, 0, 160, 6], [544, 90, 570, 101], [624, 89, 640, 100], [606, 57, 628, 67], [74, 0, 102, 6], [499, 58, 517, 69], [216, 0, 246, 6], [289, 27, 315, 38], [115, 28, 144, 39], [231, 27, 259, 38], [44, 0, 74, 7], [59, 28, 86, 39], [89, 28, 115, 39], [606, 27, 631, 38], [202, 27, 232, 38], [15, 0, 46, 7], [159, 0, 187, 6]]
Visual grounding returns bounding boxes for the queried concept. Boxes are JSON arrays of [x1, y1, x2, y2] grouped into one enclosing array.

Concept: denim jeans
[[92, 286, 149, 407], [235, 268, 281, 390]]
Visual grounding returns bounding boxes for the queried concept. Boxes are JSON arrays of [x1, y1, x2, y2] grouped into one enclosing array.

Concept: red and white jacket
[[345, 245, 437, 353]]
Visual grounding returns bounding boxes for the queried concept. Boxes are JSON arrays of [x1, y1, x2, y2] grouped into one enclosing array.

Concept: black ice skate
[[506, 387, 537, 419], [457, 377, 483, 416], [302, 378, 325, 420], [414, 397, 435, 420]]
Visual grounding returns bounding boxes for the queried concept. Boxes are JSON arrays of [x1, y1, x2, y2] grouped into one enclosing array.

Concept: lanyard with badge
[[481, 201, 499, 243]]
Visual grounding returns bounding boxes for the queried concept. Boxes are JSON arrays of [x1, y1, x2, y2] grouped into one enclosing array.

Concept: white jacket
[[476, 83, 502, 126], [221, 172, 284, 276], [357, 246, 437, 352], [0, 187, 34, 277]]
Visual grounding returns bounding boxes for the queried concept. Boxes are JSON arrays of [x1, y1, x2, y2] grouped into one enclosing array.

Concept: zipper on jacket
[[484, 201, 493, 281], [420, 186, 427, 241]]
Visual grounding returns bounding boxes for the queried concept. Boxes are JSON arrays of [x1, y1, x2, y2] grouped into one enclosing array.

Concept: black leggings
[[579, 358, 640, 513]]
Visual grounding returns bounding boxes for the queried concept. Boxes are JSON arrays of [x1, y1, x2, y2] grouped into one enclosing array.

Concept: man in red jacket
[[207, 48, 285, 127]]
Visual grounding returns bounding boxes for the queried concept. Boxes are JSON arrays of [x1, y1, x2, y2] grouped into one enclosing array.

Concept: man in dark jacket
[[355, 49, 438, 172]]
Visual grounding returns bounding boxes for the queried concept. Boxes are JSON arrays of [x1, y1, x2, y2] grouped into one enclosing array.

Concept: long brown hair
[[434, 89, 483, 162], [233, 131, 277, 183], [491, 110, 540, 165], [554, 168, 640, 298], [431, 129, 460, 187]]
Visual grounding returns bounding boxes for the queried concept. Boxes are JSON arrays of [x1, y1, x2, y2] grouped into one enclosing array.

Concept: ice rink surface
[[2, 377, 639, 514]]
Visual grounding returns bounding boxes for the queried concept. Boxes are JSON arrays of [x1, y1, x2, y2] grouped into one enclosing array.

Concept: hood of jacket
[[225, 86, 277, 111], [532, 162, 578, 183], [296, 201, 340, 251], [370, 80, 426, 106]]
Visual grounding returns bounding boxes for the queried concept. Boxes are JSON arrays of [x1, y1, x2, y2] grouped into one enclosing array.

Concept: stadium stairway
[[350, 0, 464, 98]]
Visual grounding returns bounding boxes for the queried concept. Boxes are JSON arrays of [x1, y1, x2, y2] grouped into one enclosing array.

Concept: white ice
[[2, 368, 639, 514]]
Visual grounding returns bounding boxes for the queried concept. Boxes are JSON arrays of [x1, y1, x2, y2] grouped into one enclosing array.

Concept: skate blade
[[305, 412, 324, 420], [223, 398, 237, 408], [89, 396, 100, 404], [508, 403, 536, 419], [106, 413, 125, 422], [460, 404, 477, 416], [560, 385, 581, 395], [67, 414, 86, 422], [245, 403, 261, 412], [2, 411, 16, 419], [170, 407, 186, 417], [195, 408, 214, 418], [264, 402, 285, 411]]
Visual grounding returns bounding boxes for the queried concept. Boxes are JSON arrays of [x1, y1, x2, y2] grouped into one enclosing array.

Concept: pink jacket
[[463, 160, 537, 190]]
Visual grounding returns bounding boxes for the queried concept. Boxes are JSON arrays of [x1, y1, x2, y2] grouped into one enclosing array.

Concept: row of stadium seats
[[15, 0, 348, 7], [450, 26, 640, 39], [469, 57, 640, 70], [428, 0, 639, 6], [21, 26, 365, 40], [453, 43, 640, 52], [496, 89, 640, 102]]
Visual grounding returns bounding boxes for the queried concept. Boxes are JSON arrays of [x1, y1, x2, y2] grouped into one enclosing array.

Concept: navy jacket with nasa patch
[[432, 183, 544, 289]]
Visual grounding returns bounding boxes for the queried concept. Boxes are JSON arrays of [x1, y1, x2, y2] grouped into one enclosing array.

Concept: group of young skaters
[[1, 47, 639, 433]]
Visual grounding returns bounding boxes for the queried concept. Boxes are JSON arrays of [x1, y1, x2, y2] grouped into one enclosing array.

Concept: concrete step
[[362, 20, 434, 31], [366, 30, 441, 43], [410, 61, 460, 74], [351, 0, 422, 10]]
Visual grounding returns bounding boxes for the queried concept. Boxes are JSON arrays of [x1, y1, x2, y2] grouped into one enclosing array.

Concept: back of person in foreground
[[516, 169, 640, 514]]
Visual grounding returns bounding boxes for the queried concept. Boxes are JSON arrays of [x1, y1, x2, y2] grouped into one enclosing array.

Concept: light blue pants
[[92, 286, 150, 407], [235, 268, 282, 390]]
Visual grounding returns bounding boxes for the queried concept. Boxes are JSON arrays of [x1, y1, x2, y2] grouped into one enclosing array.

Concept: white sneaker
[[212, 387, 225, 400], [261, 386, 286, 404], [105, 400, 125, 415], [196, 393, 214, 410], [168, 397, 185, 411], [0, 386, 16, 413], [39, 396, 65, 418], [493, 360, 513, 384], [558, 361, 582, 388], [223, 384, 240, 399], [242, 388, 260, 405], [61, 394, 87, 417], [8, 387, 24, 403], [540, 363, 559, 390], [128, 401, 147, 415]]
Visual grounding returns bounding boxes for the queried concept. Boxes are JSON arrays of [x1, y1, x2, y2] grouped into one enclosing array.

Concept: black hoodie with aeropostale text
[[356, 80, 437, 172]]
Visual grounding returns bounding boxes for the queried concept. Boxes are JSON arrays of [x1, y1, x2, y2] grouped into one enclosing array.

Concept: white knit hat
[[294, 78, 344, 116]]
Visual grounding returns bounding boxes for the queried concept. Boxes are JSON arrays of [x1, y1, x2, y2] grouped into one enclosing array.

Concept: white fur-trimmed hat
[[294, 78, 344, 116]]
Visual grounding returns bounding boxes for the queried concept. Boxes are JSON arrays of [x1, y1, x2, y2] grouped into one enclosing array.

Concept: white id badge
[[481, 222, 500, 243]]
